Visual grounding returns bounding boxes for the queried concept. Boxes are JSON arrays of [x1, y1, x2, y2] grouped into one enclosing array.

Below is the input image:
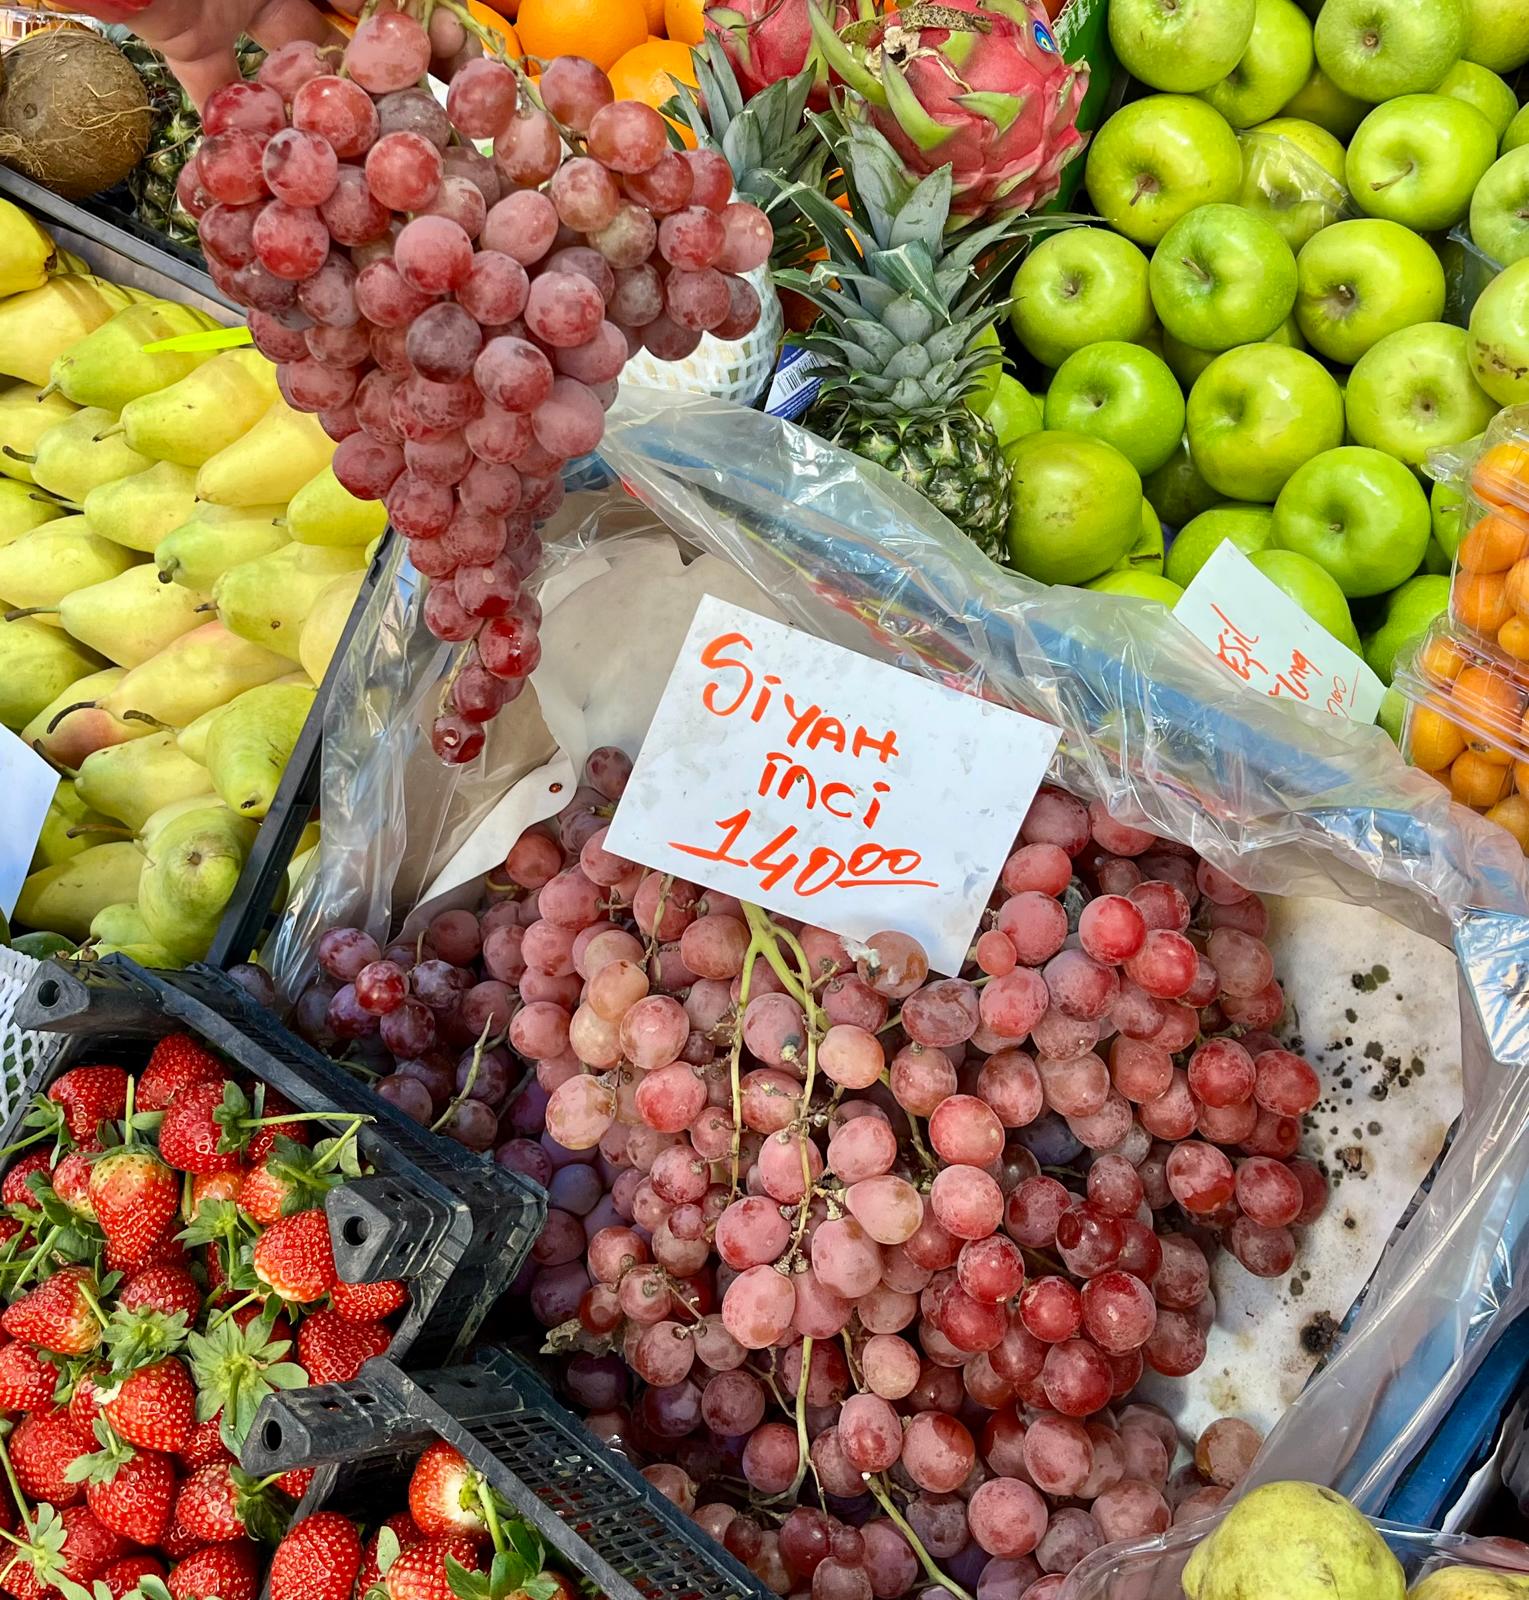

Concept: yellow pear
[[22, 666, 148, 769], [117, 349, 280, 468], [212, 542, 363, 663], [195, 402, 336, 507], [76, 731, 214, 832], [139, 794, 228, 848], [31, 409, 150, 503], [1408, 1572, 1529, 1600], [0, 520, 139, 618], [14, 841, 145, 943], [83, 460, 199, 554], [0, 618, 104, 730], [0, 382, 78, 485], [101, 621, 291, 729], [286, 464, 388, 547], [0, 276, 124, 386], [48, 301, 219, 411], [205, 681, 317, 819], [57, 564, 210, 667], [138, 805, 257, 962], [154, 503, 288, 590], [30, 781, 124, 873], [299, 571, 365, 685], [86, 902, 181, 968], [51, 247, 89, 276], [0, 481, 64, 547], [0, 200, 55, 296]]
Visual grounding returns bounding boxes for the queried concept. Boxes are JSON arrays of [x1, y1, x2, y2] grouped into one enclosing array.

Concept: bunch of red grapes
[[291, 769, 1323, 1599], [180, 11, 770, 764]]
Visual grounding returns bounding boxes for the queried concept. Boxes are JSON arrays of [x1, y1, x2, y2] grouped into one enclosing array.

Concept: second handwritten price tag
[[1173, 543, 1385, 723], [605, 596, 1061, 975]]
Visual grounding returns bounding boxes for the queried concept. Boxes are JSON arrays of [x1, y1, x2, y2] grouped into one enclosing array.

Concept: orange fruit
[[1455, 570, 1514, 634], [1452, 664, 1523, 756], [608, 38, 700, 142], [1506, 557, 1529, 617], [1418, 633, 1467, 684], [464, 0, 523, 52], [1408, 704, 1465, 772], [664, 0, 706, 44], [1471, 440, 1529, 510], [1458, 510, 1529, 574], [1500, 616, 1529, 661], [1486, 793, 1529, 851], [1450, 749, 1512, 808], [516, 0, 647, 69], [644, 0, 666, 33], [1516, 759, 1529, 796]]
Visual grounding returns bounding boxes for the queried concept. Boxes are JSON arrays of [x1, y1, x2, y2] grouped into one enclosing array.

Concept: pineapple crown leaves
[[188, 1305, 307, 1454], [102, 1304, 191, 1377]]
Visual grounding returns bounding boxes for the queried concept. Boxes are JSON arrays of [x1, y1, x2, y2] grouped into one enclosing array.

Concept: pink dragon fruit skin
[[704, 0, 832, 106], [813, 0, 1090, 219]]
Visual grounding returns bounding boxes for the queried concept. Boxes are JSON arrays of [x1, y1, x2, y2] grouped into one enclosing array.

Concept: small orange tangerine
[[1455, 570, 1514, 634], [1408, 704, 1466, 772], [1453, 663, 1523, 747], [1418, 633, 1468, 683], [1458, 511, 1529, 574], [608, 38, 700, 142], [1450, 749, 1513, 808], [1471, 440, 1529, 511], [664, 0, 705, 43], [1486, 793, 1529, 851], [515, 0, 647, 69], [1516, 759, 1529, 796], [1506, 557, 1529, 617], [1501, 616, 1529, 662]]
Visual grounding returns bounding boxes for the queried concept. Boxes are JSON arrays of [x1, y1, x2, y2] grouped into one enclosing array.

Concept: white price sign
[[0, 726, 57, 920], [1174, 542, 1385, 724], [605, 597, 1061, 975]]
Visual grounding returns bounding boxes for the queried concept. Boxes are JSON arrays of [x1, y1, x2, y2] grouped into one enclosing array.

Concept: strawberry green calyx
[[188, 1307, 307, 1453]]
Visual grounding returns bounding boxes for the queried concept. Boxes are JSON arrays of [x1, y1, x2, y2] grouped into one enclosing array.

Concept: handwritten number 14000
[[671, 809, 938, 897]]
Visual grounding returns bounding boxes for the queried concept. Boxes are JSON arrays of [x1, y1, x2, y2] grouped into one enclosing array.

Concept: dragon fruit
[[811, 0, 1089, 221], [704, 0, 832, 105]]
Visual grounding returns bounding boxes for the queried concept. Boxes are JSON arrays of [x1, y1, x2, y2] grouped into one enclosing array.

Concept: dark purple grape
[[441, 1098, 498, 1150], [584, 745, 631, 801], [394, 1056, 456, 1110], [380, 998, 437, 1056], [228, 962, 277, 1009], [457, 1044, 514, 1106], [317, 927, 382, 982], [413, 958, 472, 1010], [383, 940, 422, 972], [429, 907, 483, 964], [377, 1074, 434, 1123], [548, 1162, 601, 1215], [496, 1137, 553, 1185], [327, 983, 380, 1039], [292, 981, 339, 1046], [461, 980, 516, 1036]]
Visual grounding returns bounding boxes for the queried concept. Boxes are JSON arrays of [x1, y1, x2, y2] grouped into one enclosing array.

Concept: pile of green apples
[[982, 0, 1529, 719]]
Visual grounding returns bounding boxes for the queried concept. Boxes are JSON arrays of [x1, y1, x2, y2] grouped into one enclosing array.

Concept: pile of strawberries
[[264, 1443, 574, 1600], [0, 1033, 412, 1600]]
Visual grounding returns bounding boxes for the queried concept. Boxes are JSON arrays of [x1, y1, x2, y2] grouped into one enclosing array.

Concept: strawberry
[[385, 1534, 486, 1600], [0, 1504, 128, 1600], [246, 1087, 311, 1167], [232, 1301, 293, 1344], [236, 1160, 293, 1227], [252, 1210, 337, 1304], [2, 1267, 104, 1357], [100, 1355, 196, 1453], [167, 1538, 262, 1600], [0, 1338, 59, 1411], [69, 1371, 109, 1434], [296, 1310, 390, 1384], [178, 1413, 235, 1471], [3, 1149, 53, 1209], [408, 1441, 490, 1539], [70, 1428, 178, 1544], [10, 1406, 93, 1505], [48, 1065, 129, 1149], [331, 1278, 408, 1323], [174, 1461, 272, 1545], [358, 1512, 423, 1592], [188, 1169, 243, 1219], [276, 1466, 316, 1502], [89, 1146, 180, 1271], [187, 1315, 307, 1456], [119, 1263, 201, 1323], [159, 1080, 237, 1174], [161, 1506, 202, 1559], [98, 1553, 167, 1598], [137, 1035, 225, 1113], [269, 1510, 363, 1600], [49, 1150, 95, 1218]]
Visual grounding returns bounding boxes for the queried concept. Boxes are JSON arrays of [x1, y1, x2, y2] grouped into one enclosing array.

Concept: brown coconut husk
[[0, 30, 152, 200]]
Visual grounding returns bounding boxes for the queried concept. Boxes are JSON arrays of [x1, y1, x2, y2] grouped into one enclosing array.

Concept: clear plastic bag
[[280, 389, 1529, 1511]]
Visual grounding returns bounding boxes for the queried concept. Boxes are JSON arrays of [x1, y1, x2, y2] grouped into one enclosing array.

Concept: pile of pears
[[0, 199, 385, 967]]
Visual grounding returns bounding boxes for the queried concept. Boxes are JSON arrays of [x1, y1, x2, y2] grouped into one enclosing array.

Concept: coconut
[[0, 30, 153, 200]]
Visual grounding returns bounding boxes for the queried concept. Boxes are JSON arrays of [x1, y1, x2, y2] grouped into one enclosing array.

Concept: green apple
[[1186, 343, 1345, 502], [1271, 445, 1432, 597], [1239, 117, 1349, 252], [1314, 0, 1466, 101], [1142, 435, 1223, 527], [1107, 0, 1256, 93], [1471, 148, 1529, 267], [1006, 431, 1143, 585], [1199, 0, 1314, 128], [1166, 504, 1275, 586], [1044, 342, 1185, 476], [1469, 256, 1529, 404], [1436, 59, 1518, 138], [1279, 63, 1369, 138], [1363, 573, 1451, 683], [966, 324, 1005, 416], [1345, 95, 1498, 232], [1345, 322, 1498, 469], [1462, 0, 1529, 73], [1163, 315, 1303, 388], [1149, 203, 1297, 353], [1505, 105, 1529, 155], [1009, 228, 1155, 369], [1432, 479, 1465, 560], [1085, 570, 1186, 605], [1248, 548, 1362, 648], [1084, 96, 1243, 248], [1377, 684, 1405, 740], [986, 376, 1045, 454], [1120, 499, 1167, 574], [1295, 219, 1447, 365]]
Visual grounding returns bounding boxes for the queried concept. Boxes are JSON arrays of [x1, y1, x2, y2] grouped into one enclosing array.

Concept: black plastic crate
[[246, 1347, 767, 1600], [14, 957, 545, 1367]]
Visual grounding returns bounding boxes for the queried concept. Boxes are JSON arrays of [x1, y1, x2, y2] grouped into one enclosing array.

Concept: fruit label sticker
[[605, 595, 1061, 974], [1174, 544, 1385, 724], [0, 727, 57, 920]]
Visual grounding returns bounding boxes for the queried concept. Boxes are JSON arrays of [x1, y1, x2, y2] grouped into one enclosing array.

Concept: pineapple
[[777, 119, 1043, 561]]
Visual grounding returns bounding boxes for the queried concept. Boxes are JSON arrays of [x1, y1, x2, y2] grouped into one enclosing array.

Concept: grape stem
[[726, 931, 766, 1199], [781, 1332, 821, 1506], [862, 1474, 975, 1600], [877, 1071, 937, 1180], [429, 1017, 494, 1134]]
